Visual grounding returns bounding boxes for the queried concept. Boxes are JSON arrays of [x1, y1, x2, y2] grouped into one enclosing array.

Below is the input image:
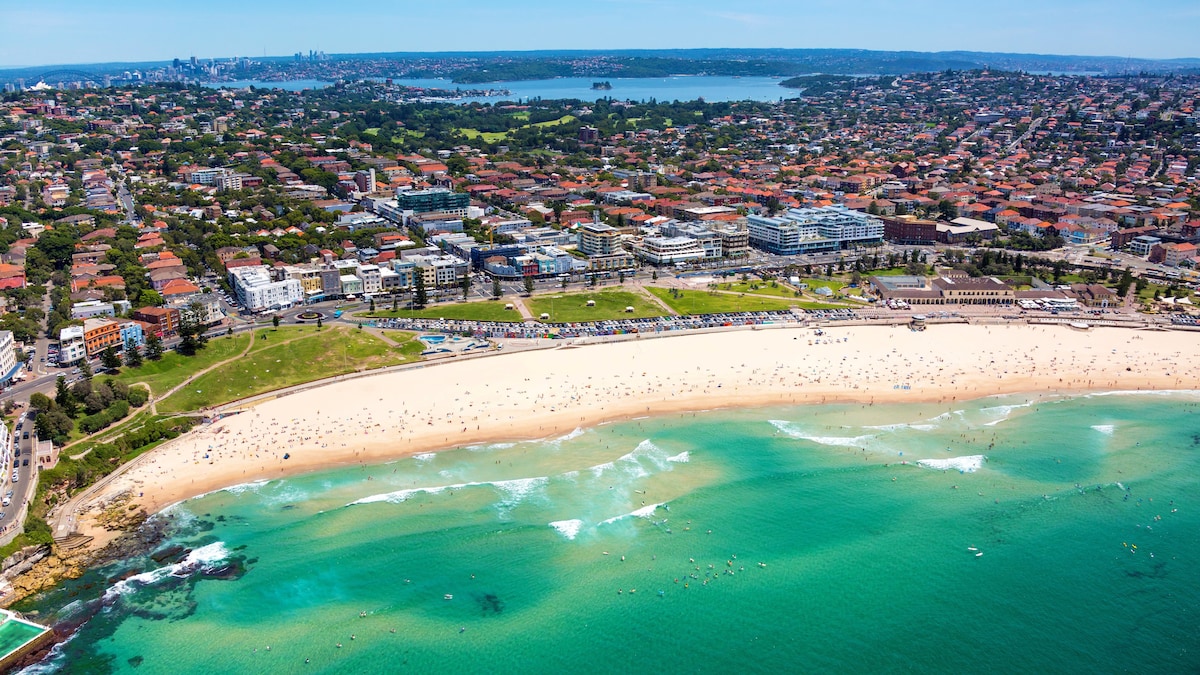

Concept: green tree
[[492, 277, 502, 299], [316, 316, 323, 330], [523, 275, 535, 296], [79, 359, 93, 380], [461, 274, 472, 300], [31, 391, 56, 413], [272, 314, 281, 329], [145, 334, 164, 360], [35, 409, 74, 443], [34, 228, 78, 269], [100, 345, 122, 372], [413, 270, 428, 308], [124, 343, 143, 368], [1116, 268, 1134, 297], [369, 297, 376, 312], [138, 289, 164, 307]]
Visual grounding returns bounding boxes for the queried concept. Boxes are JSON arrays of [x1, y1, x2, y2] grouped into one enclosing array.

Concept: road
[[117, 180, 140, 225], [0, 412, 37, 534]]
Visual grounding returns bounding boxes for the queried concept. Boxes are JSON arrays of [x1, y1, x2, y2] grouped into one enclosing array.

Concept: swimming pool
[[418, 335, 446, 345], [0, 611, 49, 663]]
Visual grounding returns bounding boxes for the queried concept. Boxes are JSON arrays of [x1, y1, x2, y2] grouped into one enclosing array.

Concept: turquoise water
[[0, 618, 46, 659], [17, 393, 1200, 673]]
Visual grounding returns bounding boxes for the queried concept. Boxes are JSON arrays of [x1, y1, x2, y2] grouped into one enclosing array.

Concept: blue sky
[[2, 0, 1199, 67]]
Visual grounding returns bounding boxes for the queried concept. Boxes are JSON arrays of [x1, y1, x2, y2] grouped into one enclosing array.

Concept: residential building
[[132, 306, 182, 338], [228, 266, 304, 311], [0, 330, 17, 386], [394, 188, 469, 219], [881, 215, 938, 245], [58, 326, 86, 365], [631, 236, 707, 265], [748, 206, 884, 254], [119, 320, 145, 350], [339, 275, 364, 296], [578, 222, 623, 257], [83, 318, 123, 357]]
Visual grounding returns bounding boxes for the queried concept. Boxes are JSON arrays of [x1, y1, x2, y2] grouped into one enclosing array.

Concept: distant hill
[[3, 48, 1200, 86]]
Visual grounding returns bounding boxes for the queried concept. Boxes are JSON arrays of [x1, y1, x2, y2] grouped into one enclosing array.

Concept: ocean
[[16, 392, 1200, 673]]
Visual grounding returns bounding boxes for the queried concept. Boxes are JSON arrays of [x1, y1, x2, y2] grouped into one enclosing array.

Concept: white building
[[358, 265, 382, 294], [0, 330, 17, 386], [228, 266, 304, 312], [747, 205, 883, 254], [631, 236, 706, 265], [339, 275, 364, 296], [58, 325, 86, 365]]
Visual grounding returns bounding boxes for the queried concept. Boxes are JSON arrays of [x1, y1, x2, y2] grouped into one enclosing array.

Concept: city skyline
[[3, 0, 1200, 68]]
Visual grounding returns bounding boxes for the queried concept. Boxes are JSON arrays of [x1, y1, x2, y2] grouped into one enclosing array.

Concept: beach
[[73, 323, 1200, 540]]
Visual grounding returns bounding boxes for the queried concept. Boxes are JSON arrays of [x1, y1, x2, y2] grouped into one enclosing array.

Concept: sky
[[2, 0, 1199, 67]]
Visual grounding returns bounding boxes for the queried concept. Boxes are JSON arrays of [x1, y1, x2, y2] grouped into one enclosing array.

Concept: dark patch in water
[[1124, 561, 1168, 579], [150, 544, 186, 564], [216, 515, 226, 522], [476, 593, 505, 615], [202, 560, 246, 581], [281, 504, 296, 510], [233, 544, 248, 551], [128, 655, 144, 667]]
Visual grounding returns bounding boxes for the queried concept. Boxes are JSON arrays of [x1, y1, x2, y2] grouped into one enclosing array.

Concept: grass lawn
[[868, 267, 916, 277], [455, 128, 509, 143], [456, 115, 577, 144], [509, 111, 530, 121], [527, 289, 667, 322], [364, 128, 380, 136], [711, 280, 801, 298], [112, 333, 252, 398], [530, 114, 577, 128], [365, 300, 520, 322], [647, 287, 797, 315], [157, 326, 423, 413]]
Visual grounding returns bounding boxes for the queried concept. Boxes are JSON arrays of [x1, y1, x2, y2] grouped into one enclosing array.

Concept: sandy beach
[[72, 323, 1199, 540]]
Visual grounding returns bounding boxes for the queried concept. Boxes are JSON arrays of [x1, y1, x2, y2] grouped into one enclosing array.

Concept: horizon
[[2, 0, 1199, 68]]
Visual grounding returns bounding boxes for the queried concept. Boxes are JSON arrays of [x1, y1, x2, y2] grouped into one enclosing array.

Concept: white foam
[[222, 479, 270, 495], [667, 451, 690, 463], [980, 402, 1033, 426], [413, 452, 437, 462], [916, 455, 985, 473], [1091, 424, 1116, 435], [866, 423, 937, 432], [493, 476, 549, 505], [549, 519, 584, 540], [104, 542, 230, 602], [347, 476, 548, 507], [770, 420, 877, 447], [590, 439, 669, 477], [552, 427, 585, 443], [180, 479, 271, 505], [466, 442, 516, 452], [599, 503, 663, 526]]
